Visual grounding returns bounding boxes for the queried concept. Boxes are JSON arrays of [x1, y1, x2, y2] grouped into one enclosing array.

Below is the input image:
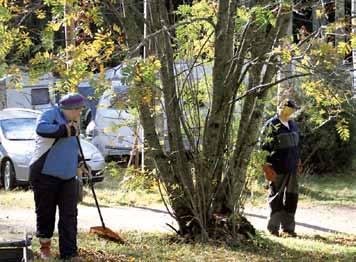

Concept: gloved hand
[[66, 121, 80, 137], [297, 160, 303, 176], [262, 163, 277, 182]]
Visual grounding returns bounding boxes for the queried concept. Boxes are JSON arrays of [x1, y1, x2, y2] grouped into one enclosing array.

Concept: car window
[[1, 118, 37, 140]]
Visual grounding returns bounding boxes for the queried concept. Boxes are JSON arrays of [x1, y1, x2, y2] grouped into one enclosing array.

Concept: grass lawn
[[248, 171, 356, 207], [0, 168, 162, 209], [1, 168, 356, 261], [80, 169, 162, 209], [1, 170, 356, 209], [29, 231, 356, 262]]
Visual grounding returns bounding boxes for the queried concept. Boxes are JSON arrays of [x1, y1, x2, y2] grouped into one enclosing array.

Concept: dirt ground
[[1, 202, 355, 241]]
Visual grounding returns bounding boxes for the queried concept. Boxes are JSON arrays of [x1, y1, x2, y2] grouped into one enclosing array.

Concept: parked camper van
[[0, 73, 55, 111]]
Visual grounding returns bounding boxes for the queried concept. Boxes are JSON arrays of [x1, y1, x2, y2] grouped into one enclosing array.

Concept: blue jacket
[[30, 107, 79, 180]]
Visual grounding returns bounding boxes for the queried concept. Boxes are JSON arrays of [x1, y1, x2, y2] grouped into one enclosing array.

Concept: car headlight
[[91, 152, 104, 162]]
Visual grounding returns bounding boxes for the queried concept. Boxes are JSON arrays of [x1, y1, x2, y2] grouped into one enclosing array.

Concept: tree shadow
[[245, 212, 343, 234], [226, 233, 356, 261], [295, 234, 356, 247], [299, 184, 356, 205], [299, 186, 336, 202]]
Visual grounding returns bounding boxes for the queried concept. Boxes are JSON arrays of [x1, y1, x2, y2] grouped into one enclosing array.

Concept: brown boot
[[39, 238, 52, 260]]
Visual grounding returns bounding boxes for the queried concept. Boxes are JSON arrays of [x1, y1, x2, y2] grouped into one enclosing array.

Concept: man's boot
[[39, 238, 52, 260]]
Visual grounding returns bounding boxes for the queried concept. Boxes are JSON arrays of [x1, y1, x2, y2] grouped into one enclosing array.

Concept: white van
[[86, 84, 142, 162]]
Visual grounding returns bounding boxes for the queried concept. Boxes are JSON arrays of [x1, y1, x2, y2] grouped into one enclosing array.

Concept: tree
[[1, 0, 352, 242], [117, 0, 297, 240]]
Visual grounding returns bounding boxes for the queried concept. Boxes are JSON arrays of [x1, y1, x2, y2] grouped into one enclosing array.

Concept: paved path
[[1, 203, 355, 240]]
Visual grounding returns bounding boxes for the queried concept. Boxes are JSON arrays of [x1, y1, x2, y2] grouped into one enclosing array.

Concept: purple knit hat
[[59, 93, 85, 109]]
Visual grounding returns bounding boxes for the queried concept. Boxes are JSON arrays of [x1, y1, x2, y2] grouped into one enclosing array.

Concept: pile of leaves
[[33, 248, 129, 262], [78, 248, 129, 262]]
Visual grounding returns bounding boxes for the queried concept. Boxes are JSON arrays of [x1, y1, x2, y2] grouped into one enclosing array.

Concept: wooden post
[[277, 10, 293, 107], [0, 78, 6, 110], [64, 0, 76, 92], [140, 0, 147, 172], [335, 0, 346, 44]]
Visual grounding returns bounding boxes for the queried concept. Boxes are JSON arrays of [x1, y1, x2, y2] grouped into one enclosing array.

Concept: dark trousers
[[30, 172, 78, 259], [267, 172, 299, 233]]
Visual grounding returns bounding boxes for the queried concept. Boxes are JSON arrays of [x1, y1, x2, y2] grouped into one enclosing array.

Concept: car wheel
[[3, 160, 16, 191]]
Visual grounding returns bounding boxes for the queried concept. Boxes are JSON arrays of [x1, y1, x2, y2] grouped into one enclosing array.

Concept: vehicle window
[[1, 118, 37, 140], [31, 88, 50, 105]]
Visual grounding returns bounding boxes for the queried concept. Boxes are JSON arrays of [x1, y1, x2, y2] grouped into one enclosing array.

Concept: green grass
[[0, 170, 162, 210], [248, 171, 356, 207], [28, 231, 356, 262], [1, 170, 356, 210], [298, 173, 356, 205], [0, 188, 34, 209], [81, 169, 163, 208], [2, 169, 356, 261]]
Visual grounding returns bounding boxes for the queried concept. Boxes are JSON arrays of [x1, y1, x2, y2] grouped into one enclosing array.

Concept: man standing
[[30, 93, 87, 260], [261, 99, 301, 237]]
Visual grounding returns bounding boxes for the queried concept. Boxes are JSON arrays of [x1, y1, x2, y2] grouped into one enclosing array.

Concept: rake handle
[[76, 136, 106, 229], [90, 182, 106, 229]]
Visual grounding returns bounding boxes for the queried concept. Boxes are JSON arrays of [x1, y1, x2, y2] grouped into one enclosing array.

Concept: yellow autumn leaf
[[35, 9, 46, 20], [337, 42, 351, 56], [315, 8, 323, 18], [113, 24, 121, 33], [50, 22, 62, 32]]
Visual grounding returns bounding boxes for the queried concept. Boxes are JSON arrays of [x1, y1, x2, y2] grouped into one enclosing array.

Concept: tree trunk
[[119, 0, 296, 240], [213, 3, 293, 214], [0, 79, 6, 110]]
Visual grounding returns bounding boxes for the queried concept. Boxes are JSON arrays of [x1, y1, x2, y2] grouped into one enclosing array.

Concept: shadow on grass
[[30, 231, 356, 262], [298, 173, 356, 204], [295, 234, 356, 247], [245, 212, 342, 234], [299, 186, 336, 202], [299, 185, 356, 206], [228, 233, 356, 262]]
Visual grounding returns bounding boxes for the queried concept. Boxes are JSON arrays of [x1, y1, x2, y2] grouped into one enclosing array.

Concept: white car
[[0, 108, 105, 190]]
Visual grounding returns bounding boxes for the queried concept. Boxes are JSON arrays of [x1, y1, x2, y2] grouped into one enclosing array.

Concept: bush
[[297, 112, 356, 174]]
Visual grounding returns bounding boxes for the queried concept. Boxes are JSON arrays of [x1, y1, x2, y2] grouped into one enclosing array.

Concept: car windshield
[[100, 109, 130, 120], [1, 118, 37, 140]]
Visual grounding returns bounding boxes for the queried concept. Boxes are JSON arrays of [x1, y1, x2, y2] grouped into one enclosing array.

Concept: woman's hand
[[77, 161, 91, 177], [66, 121, 80, 137]]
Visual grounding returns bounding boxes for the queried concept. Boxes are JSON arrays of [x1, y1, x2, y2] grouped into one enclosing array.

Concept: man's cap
[[280, 99, 300, 110], [59, 93, 85, 110]]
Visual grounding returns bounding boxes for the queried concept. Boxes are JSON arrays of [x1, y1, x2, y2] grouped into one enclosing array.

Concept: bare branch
[[229, 73, 309, 104], [127, 17, 215, 57]]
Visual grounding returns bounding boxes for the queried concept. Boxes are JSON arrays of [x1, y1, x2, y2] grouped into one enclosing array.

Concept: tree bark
[[335, 0, 345, 44]]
